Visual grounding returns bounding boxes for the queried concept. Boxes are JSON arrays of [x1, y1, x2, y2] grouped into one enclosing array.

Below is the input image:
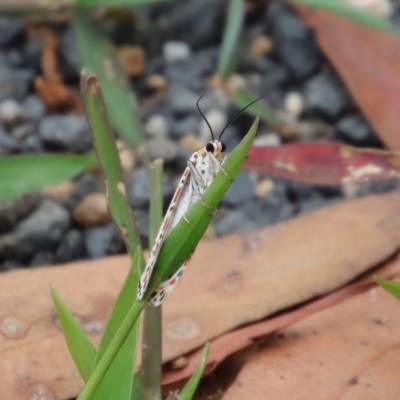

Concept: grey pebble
[[0, 63, 32, 101], [304, 70, 352, 120], [59, 27, 80, 80], [163, 40, 192, 63], [221, 172, 255, 207], [55, 229, 85, 263], [14, 200, 70, 259], [0, 99, 26, 129], [0, 127, 19, 154], [170, 114, 199, 138], [336, 114, 382, 147], [146, 137, 178, 162], [22, 133, 44, 153], [145, 114, 169, 138], [267, 2, 322, 80], [30, 252, 55, 267], [0, 17, 23, 47], [168, 84, 202, 115], [39, 114, 92, 153], [84, 223, 125, 259], [0, 193, 40, 234], [23, 95, 47, 122]]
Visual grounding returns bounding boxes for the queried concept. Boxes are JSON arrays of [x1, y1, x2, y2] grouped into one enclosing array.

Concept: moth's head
[[206, 140, 226, 159]]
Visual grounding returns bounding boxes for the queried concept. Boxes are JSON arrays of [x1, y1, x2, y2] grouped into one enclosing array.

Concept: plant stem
[[142, 159, 164, 400]]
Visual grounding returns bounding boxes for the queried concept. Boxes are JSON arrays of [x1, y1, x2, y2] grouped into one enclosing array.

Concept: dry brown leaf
[[34, 30, 83, 113], [294, 4, 400, 150], [222, 255, 400, 400], [2, 192, 400, 399]]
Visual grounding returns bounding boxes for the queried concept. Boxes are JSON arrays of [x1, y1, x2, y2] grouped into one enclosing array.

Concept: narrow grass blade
[[375, 277, 400, 301], [148, 117, 260, 288], [73, 10, 143, 149], [179, 343, 210, 400], [82, 72, 141, 258], [289, 0, 399, 34], [142, 160, 164, 400], [231, 89, 278, 124], [50, 287, 96, 382], [89, 254, 142, 400], [0, 152, 97, 202], [217, 0, 245, 77], [76, 118, 259, 400]]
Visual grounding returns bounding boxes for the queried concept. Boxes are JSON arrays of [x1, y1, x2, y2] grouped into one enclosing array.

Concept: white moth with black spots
[[137, 94, 267, 306], [137, 138, 228, 306]]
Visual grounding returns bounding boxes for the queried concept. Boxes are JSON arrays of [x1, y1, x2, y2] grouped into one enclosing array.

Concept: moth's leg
[[187, 160, 215, 211], [209, 153, 233, 182]]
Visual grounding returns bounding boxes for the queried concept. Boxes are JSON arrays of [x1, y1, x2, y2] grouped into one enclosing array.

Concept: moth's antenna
[[218, 94, 269, 140], [197, 94, 215, 141]]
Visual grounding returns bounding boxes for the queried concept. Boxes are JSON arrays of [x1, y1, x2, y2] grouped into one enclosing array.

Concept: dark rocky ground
[[0, 0, 398, 271]]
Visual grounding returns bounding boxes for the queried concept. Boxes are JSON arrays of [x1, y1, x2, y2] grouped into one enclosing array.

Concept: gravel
[[0, 2, 393, 269]]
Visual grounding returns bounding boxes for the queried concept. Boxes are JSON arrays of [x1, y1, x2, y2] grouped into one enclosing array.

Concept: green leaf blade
[[0, 152, 97, 202], [376, 277, 400, 301], [82, 72, 141, 258], [73, 10, 143, 149], [50, 287, 96, 382], [179, 343, 210, 400]]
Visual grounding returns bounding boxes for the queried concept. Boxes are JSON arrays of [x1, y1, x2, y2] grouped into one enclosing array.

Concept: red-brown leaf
[[244, 142, 400, 184]]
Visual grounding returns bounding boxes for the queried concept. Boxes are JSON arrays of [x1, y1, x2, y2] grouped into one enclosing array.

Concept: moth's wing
[[137, 166, 192, 300], [147, 255, 193, 307]]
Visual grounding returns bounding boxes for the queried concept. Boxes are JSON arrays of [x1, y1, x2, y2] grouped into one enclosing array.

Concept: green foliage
[[73, 10, 143, 149], [0, 152, 97, 202], [217, 0, 245, 77], [51, 287, 96, 382], [376, 277, 400, 300]]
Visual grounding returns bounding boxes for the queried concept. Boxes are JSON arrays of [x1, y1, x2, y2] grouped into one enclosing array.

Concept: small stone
[[253, 132, 281, 146], [147, 137, 178, 162], [23, 95, 46, 122], [0, 127, 19, 154], [147, 74, 167, 90], [255, 179, 275, 198], [221, 172, 255, 207], [199, 109, 227, 143], [42, 180, 74, 200], [62, 173, 104, 213], [145, 114, 169, 138], [168, 84, 202, 115], [117, 45, 145, 77], [0, 63, 32, 101], [267, 2, 322, 80], [0, 193, 41, 234], [0, 99, 26, 128], [251, 35, 273, 58], [73, 193, 111, 227], [127, 167, 151, 209], [0, 18, 23, 47], [0, 259, 22, 271], [163, 41, 192, 63], [171, 114, 199, 138], [30, 252, 55, 267], [116, 140, 136, 172], [59, 27, 80, 80], [55, 229, 85, 263], [12, 123, 34, 141], [167, 0, 225, 48], [22, 134, 44, 153], [214, 208, 253, 236], [304, 70, 352, 120], [336, 114, 381, 147], [180, 134, 205, 152], [14, 200, 70, 258], [284, 92, 303, 119], [84, 223, 125, 259], [39, 114, 92, 153]]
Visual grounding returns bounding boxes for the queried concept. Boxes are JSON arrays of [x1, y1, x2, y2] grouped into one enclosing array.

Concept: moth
[[137, 94, 266, 306]]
